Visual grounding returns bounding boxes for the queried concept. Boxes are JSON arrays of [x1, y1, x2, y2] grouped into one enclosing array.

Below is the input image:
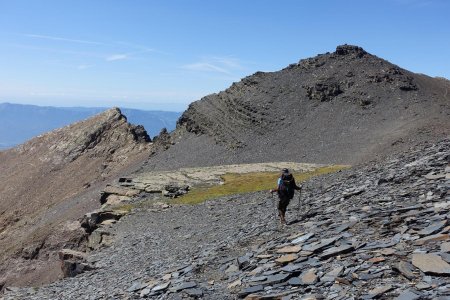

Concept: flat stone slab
[[275, 254, 298, 264], [276, 245, 302, 253], [441, 242, 450, 252], [319, 244, 354, 259], [239, 285, 264, 298], [379, 248, 396, 256], [244, 288, 303, 299], [303, 236, 340, 253], [363, 240, 398, 250], [412, 253, 450, 276], [152, 281, 170, 292], [394, 261, 416, 280], [291, 233, 315, 244], [414, 234, 450, 245], [362, 285, 393, 299], [395, 289, 420, 300], [281, 263, 305, 273], [184, 288, 203, 297], [333, 221, 356, 234], [321, 266, 344, 282], [170, 281, 197, 292], [127, 281, 146, 292], [300, 268, 317, 285], [418, 220, 447, 236], [287, 277, 301, 286], [263, 273, 291, 285]]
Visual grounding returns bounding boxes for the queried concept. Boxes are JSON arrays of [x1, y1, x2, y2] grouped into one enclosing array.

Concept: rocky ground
[[2, 138, 448, 299]]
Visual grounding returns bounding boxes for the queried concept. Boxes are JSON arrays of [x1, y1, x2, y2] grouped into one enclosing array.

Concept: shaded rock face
[[335, 44, 367, 57], [0, 108, 150, 288], [144, 45, 449, 170], [304, 79, 343, 102]]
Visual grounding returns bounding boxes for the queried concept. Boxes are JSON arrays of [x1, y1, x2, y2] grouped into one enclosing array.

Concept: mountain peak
[[145, 45, 449, 170], [334, 44, 367, 56], [15, 107, 150, 165]]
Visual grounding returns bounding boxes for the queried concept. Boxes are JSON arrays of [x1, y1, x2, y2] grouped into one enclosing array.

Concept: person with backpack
[[269, 168, 302, 225]]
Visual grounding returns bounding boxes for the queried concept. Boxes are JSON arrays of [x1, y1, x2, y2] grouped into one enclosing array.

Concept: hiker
[[270, 168, 302, 225]]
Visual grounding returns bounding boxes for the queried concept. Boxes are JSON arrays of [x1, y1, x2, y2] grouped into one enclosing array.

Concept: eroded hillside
[[142, 45, 449, 171], [3, 138, 448, 299], [0, 108, 150, 287]]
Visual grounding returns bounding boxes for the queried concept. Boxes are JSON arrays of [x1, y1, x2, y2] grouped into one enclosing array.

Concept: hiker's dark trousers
[[278, 196, 291, 213]]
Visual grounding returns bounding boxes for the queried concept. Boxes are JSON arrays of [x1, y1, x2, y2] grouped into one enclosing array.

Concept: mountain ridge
[[141, 45, 449, 171], [0, 103, 180, 149], [0, 108, 151, 287]]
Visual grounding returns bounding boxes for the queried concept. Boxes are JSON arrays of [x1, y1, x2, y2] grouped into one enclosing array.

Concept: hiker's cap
[[282, 168, 290, 174]]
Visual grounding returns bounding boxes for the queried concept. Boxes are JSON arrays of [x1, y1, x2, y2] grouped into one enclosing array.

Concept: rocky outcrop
[[58, 249, 92, 278], [80, 210, 128, 234], [0, 108, 151, 288]]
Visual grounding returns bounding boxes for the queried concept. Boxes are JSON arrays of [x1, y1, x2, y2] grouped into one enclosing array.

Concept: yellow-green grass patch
[[172, 165, 349, 205]]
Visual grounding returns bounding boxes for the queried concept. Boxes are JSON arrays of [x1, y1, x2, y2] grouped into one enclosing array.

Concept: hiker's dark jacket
[[272, 173, 302, 200]]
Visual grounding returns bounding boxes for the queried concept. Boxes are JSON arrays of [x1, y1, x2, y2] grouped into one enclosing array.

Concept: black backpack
[[278, 174, 295, 199]]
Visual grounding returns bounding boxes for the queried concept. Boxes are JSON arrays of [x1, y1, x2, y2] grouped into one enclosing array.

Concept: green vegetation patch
[[172, 165, 349, 205]]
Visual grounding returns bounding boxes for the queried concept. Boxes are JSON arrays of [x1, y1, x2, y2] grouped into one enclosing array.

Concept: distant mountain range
[[0, 103, 181, 149]]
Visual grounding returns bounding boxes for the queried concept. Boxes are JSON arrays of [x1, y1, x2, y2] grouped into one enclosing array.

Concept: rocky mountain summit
[[142, 45, 449, 170], [0, 108, 151, 288], [3, 138, 448, 299]]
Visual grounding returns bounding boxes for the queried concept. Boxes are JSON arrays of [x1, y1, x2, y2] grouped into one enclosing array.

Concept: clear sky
[[0, 0, 449, 111]]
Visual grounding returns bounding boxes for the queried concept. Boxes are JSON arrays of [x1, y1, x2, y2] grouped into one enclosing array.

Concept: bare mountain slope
[[0, 108, 150, 287], [142, 45, 449, 171]]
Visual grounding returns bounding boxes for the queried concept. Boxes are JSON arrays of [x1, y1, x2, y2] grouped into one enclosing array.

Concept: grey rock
[[238, 255, 251, 270], [281, 263, 304, 273], [292, 233, 315, 244], [264, 273, 291, 285], [415, 282, 431, 290], [418, 220, 447, 236], [321, 266, 344, 282], [170, 281, 197, 292], [394, 261, 416, 280], [152, 281, 170, 292], [287, 277, 301, 286], [184, 288, 203, 297], [395, 289, 420, 300], [319, 244, 354, 259], [303, 236, 340, 253], [362, 285, 393, 299], [127, 281, 146, 292], [238, 285, 264, 297]]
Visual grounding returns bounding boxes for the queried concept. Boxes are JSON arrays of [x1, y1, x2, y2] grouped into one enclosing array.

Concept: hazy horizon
[[1, 1, 449, 111]]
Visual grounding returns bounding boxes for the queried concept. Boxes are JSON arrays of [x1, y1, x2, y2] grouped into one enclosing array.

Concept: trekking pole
[[297, 185, 302, 219], [271, 192, 277, 224]]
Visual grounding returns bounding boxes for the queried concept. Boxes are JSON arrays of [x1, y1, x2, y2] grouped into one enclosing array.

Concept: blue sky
[[0, 0, 449, 111]]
